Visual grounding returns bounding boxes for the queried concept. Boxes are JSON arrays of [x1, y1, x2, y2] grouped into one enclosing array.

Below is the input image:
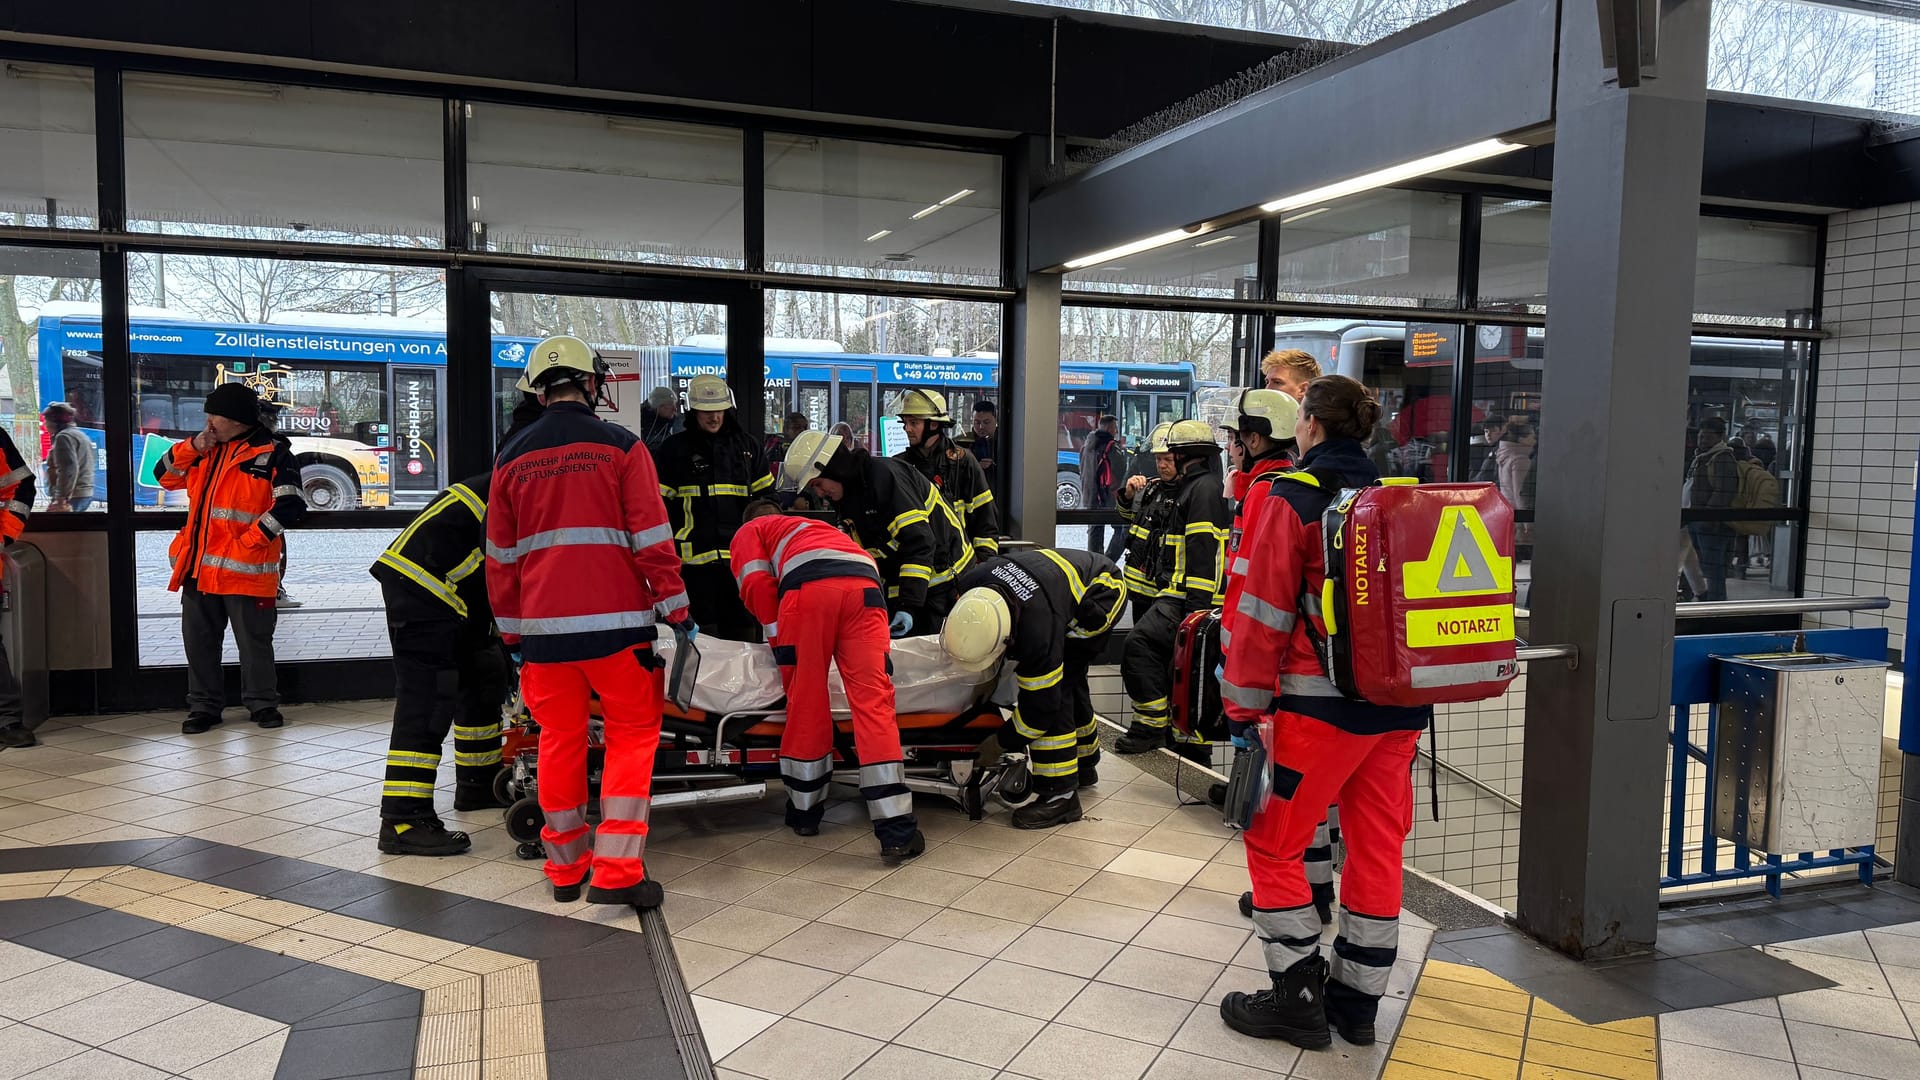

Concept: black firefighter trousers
[[380, 601, 508, 823]]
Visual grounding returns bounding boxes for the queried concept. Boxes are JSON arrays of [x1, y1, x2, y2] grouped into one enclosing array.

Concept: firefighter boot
[[379, 819, 472, 857], [0, 725, 38, 749], [1011, 791, 1084, 830], [453, 781, 509, 813], [1324, 978, 1379, 1046], [1219, 954, 1333, 1049], [587, 876, 664, 910], [880, 829, 926, 861], [1113, 724, 1166, 755]]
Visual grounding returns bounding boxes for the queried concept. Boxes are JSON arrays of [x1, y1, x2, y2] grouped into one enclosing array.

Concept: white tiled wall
[[1807, 201, 1918, 654]]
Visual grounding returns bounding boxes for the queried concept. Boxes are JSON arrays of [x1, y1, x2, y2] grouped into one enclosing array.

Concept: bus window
[[1154, 394, 1187, 427], [1118, 393, 1153, 450], [841, 382, 874, 451]]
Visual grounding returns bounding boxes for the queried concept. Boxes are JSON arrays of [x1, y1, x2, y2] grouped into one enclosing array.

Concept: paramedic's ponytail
[[1300, 376, 1381, 442]]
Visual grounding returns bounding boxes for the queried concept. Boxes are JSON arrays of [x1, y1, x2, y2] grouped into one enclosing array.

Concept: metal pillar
[[1007, 273, 1062, 542], [1514, 0, 1712, 959]]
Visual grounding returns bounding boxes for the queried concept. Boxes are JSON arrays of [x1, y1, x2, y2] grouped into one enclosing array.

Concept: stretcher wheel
[[995, 760, 1032, 805], [491, 768, 516, 806], [505, 797, 545, 845], [515, 842, 544, 861]]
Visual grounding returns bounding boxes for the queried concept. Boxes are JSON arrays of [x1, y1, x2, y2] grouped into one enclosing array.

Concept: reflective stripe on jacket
[[157, 429, 305, 598], [0, 429, 35, 543], [371, 476, 490, 622], [655, 419, 773, 566], [1116, 477, 1176, 599], [1218, 451, 1294, 659], [729, 514, 881, 639], [837, 455, 972, 617], [487, 401, 689, 663], [1162, 460, 1230, 609], [899, 439, 999, 557]]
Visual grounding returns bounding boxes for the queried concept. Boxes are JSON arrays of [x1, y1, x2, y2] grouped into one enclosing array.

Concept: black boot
[[1219, 955, 1332, 1048], [0, 725, 38, 749], [553, 882, 584, 903], [1077, 765, 1098, 788], [880, 829, 926, 861], [1011, 791, 1083, 830], [587, 876, 664, 909], [1311, 882, 1335, 926], [251, 707, 285, 729], [182, 712, 223, 734], [378, 819, 471, 857], [453, 784, 509, 812], [1325, 978, 1379, 1045], [1113, 725, 1165, 755], [1208, 783, 1228, 809], [1239, 891, 1253, 920], [786, 804, 822, 837]]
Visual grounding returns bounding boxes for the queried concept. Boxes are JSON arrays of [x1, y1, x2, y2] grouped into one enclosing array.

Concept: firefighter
[[0, 427, 36, 750], [655, 374, 773, 641], [1217, 376, 1428, 1050], [1115, 420, 1229, 755], [891, 389, 998, 558], [1115, 422, 1177, 619], [794, 430, 971, 637], [488, 335, 693, 908], [371, 473, 510, 856], [944, 548, 1124, 829], [731, 496, 924, 859], [157, 383, 306, 734]]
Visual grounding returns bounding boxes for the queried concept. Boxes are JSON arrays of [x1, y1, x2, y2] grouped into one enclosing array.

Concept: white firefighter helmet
[[686, 374, 736, 412], [942, 587, 1012, 671], [1193, 386, 1242, 433], [515, 335, 605, 394], [888, 388, 951, 422], [778, 430, 843, 493], [1166, 419, 1221, 451], [1146, 421, 1176, 454], [1236, 388, 1299, 439]]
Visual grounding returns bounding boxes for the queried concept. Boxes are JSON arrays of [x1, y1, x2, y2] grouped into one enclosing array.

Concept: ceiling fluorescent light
[[1063, 226, 1208, 271], [1281, 207, 1329, 225], [865, 229, 892, 243], [1260, 139, 1521, 214], [1192, 234, 1237, 249], [910, 202, 945, 220], [938, 189, 975, 206]]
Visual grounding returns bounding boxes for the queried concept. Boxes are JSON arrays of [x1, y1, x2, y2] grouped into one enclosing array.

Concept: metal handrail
[[1516, 644, 1577, 663], [1675, 595, 1890, 619]]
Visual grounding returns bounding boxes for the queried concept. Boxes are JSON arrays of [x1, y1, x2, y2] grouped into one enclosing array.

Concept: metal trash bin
[[0, 540, 50, 732], [1713, 652, 1888, 854]]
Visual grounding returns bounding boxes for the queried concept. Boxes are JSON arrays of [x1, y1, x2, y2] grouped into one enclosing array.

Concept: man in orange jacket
[[730, 491, 923, 859], [0, 427, 37, 749], [489, 336, 692, 908], [156, 383, 306, 735]]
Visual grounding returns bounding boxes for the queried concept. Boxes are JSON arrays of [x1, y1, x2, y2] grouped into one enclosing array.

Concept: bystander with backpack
[[1730, 439, 1780, 570], [1685, 417, 1740, 601], [1082, 415, 1127, 560]]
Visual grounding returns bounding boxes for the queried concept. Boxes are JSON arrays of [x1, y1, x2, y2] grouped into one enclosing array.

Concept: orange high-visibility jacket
[[0, 428, 35, 543], [155, 429, 306, 597]]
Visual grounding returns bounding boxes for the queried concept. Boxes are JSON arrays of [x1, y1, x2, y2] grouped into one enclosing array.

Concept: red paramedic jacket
[[487, 401, 689, 664], [1218, 449, 1292, 709], [1218, 438, 1429, 736], [729, 514, 881, 640]]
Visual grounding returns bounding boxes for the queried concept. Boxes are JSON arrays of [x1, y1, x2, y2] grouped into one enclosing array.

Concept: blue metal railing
[[1663, 626, 1890, 897]]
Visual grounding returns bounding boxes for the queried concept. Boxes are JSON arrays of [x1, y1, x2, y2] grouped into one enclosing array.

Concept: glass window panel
[[469, 106, 743, 268], [136, 526, 401, 665], [1273, 317, 1461, 482], [1709, 0, 1912, 113], [765, 136, 1002, 285], [1276, 189, 1462, 308], [1476, 197, 1550, 312], [124, 253, 447, 511], [1064, 228, 1259, 299], [764, 289, 1004, 456], [1693, 216, 1816, 324], [0, 62, 97, 227], [3, 244, 105, 511], [125, 77, 442, 246]]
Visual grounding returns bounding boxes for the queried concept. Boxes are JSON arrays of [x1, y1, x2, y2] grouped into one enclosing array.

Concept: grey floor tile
[[1070, 872, 1183, 912], [790, 975, 939, 1040], [951, 880, 1066, 926], [1131, 914, 1250, 964], [947, 823, 1049, 855], [738, 879, 865, 921], [699, 955, 842, 1014], [912, 844, 1019, 879], [674, 940, 753, 990], [999, 927, 1124, 979], [1868, 929, 1920, 970], [79, 925, 233, 979], [1799, 1068, 1893, 1080], [869, 866, 981, 907], [790, 852, 900, 891], [0, 959, 132, 1020], [1656, 1041, 1798, 1080], [1165, 1002, 1302, 1073], [1142, 1047, 1284, 1080], [951, 958, 1089, 1021], [718, 839, 830, 876], [1780, 987, 1918, 1040], [1038, 898, 1154, 942], [851, 940, 986, 995], [272, 1017, 418, 1080], [16, 908, 163, 957], [763, 921, 896, 973], [146, 944, 305, 1001], [847, 1044, 996, 1080], [1659, 1004, 1793, 1059], [1772, 931, 1880, 962], [694, 997, 782, 1060], [33, 979, 202, 1043], [1007, 1022, 1162, 1080], [662, 893, 729, 934], [1763, 947, 1898, 997], [0, 1026, 97, 1080], [819, 891, 944, 939], [1025, 835, 1127, 871], [10, 1048, 169, 1080], [909, 909, 1031, 957], [990, 856, 1100, 896], [0, 941, 62, 983], [1055, 981, 1191, 1045], [672, 861, 789, 902], [1095, 946, 1224, 1002], [219, 963, 386, 1024], [679, 904, 813, 954], [1787, 1020, 1920, 1080], [1160, 887, 1250, 929], [896, 998, 1046, 1069], [722, 1017, 885, 1080]]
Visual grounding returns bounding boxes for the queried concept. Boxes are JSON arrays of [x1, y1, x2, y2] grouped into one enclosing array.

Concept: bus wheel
[[1055, 472, 1081, 510], [301, 463, 358, 511]]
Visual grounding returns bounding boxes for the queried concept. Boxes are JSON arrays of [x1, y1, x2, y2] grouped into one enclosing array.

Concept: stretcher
[[493, 637, 1030, 858]]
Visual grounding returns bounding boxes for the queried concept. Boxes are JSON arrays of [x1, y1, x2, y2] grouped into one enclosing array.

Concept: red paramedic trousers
[[520, 648, 663, 890]]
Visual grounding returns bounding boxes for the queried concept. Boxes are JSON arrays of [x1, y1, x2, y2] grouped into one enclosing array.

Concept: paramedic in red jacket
[[488, 336, 692, 910], [730, 489, 923, 860], [1217, 376, 1430, 1051]]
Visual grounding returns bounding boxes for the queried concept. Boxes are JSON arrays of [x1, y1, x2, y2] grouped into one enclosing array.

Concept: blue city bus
[[36, 309, 1200, 510]]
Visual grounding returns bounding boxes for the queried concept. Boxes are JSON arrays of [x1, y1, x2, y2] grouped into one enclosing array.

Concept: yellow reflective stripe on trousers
[[387, 749, 441, 768], [452, 724, 499, 740], [1017, 665, 1064, 692], [382, 781, 437, 797], [454, 749, 502, 767]]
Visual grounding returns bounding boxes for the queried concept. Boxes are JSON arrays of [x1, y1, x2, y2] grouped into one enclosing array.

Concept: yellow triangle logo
[[1403, 505, 1513, 600]]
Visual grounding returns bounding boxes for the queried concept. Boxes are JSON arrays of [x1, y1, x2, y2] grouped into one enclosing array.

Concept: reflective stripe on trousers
[[1251, 904, 1324, 975], [782, 753, 833, 810], [858, 760, 914, 823], [1330, 907, 1398, 996]]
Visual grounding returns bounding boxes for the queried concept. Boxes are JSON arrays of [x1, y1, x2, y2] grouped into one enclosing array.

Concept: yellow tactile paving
[[481, 1004, 546, 1059], [0, 869, 70, 885], [120, 894, 217, 926], [251, 927, 353, 963], [227, 896, 313, 926], [442, 946, 526, 974], [161, 881, 254, 909], [69, 879, 149, 909], [181, 910, 278, 943], [60, 865, 116, 882], [483, 964, 543, 1008], [292, 910, 394, 944], [366, 927, 469, 963], [424, 977, 486, 1015], [397, 963, 479, 990], [0, 883, 54, 900], [328, 944, 431, 982], [103, 867, 197, 894], [480, 1054, 548, 1080], [418, 1064, 483, 1080], [417, 1010, 483, 1068], [1387, 959, 1660, 1080]]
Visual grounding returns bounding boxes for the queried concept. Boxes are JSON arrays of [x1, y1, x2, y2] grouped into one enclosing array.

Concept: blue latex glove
[[1212, 663, 1225, 682], [889, 611, 914, 638], [676, 620, 700, 643], [507, 649, 522, 667]]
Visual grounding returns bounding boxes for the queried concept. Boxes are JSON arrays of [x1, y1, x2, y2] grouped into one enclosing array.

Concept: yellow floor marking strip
[[1386, 959, 1661, 1080]]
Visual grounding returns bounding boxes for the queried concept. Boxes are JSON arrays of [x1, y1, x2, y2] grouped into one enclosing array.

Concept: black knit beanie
[[204, 383, 261, 425]]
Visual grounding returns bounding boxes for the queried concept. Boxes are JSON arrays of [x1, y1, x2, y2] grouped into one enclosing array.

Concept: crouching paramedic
[[1117, 420, 1228, 754], [731, 496, 924, 859], [488, 335, 693, 909], [891, 390, 998, 558], [655, 375, 772, 640], [944, 548, 1124, 830], [792, 430, 971, 637], [1115, 422, 1178, 620], [1216, 376, 1428, 1051], [371, 473, 507, 856]]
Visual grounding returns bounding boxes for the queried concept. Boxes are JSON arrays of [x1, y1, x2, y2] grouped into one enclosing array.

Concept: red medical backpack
[[1314, 478, 1518, 706]]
